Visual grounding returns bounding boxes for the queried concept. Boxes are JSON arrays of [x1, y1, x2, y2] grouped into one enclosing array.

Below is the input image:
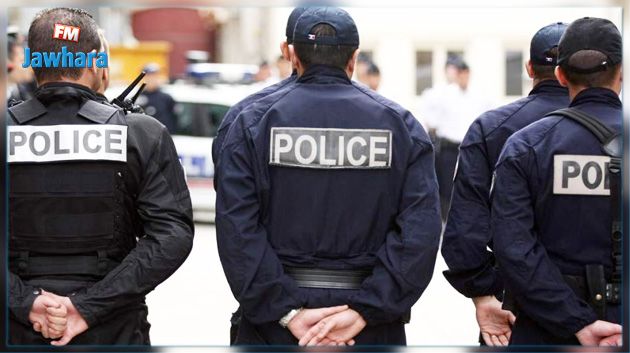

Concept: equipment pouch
[[585, 264, 607, 319]]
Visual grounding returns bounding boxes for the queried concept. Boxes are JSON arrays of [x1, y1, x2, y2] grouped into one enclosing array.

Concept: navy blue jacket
[[211, 72, 298, 166], [442, 80, 569, 298], [492, 88, 622, 337], [215, 65, 441, 325]]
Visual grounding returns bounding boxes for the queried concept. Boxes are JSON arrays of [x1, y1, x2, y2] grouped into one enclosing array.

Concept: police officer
[[440, 22, 569, 346], [492, 17, 622, 345], [8, 8, 194, 345], [137, 63, 177, 134], [211, 7, 307, 170], [215, 7, 441, 345]]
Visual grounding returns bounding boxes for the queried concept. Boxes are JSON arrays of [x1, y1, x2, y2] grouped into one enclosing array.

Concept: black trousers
[[9, 304, 151, 346], [232, 315, 406, 345], [435, 137, 460, 220]]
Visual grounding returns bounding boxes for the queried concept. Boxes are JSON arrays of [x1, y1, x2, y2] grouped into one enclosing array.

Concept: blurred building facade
[[9, 5, 622, 117]]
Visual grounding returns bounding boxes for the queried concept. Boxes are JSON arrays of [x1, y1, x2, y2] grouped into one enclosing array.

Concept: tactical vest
[[8, 94, 139, 280]]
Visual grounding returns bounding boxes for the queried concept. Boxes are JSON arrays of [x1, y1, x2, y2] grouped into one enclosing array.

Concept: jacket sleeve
[[492, 146, 597, 337], [215, 117, 306, 325], [442, 122, 503, 298], [9, 272, 39, 326], [71, 127, 195, 327], [347, 136, 441, 325]]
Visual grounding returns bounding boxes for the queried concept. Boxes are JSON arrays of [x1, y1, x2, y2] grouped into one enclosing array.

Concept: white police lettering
[[270, 127, 392, 169], [8, 125, 127, 163], [553, 155, 610, 195]]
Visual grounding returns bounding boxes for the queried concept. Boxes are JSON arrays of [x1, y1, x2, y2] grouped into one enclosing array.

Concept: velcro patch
[[269, 127, 392, 169], [8, 125, 127, 163], [553, 154, 610, 195]]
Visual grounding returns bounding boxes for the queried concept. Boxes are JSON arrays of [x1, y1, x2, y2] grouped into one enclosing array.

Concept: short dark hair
[[293, 24, 357, 71], [560, 50, 620, 87], [531, 47, 558, 80], [28, 8, 101, 82]]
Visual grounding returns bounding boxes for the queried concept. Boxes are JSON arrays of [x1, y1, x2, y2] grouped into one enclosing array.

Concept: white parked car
[[163, 83, 261, 222]]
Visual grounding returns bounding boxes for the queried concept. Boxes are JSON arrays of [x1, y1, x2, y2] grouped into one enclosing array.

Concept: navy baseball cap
[[558, 17, 622, 73], [293, 7, 359, 46], [530, 22, 567, 65], [285, 7, 308, 44]]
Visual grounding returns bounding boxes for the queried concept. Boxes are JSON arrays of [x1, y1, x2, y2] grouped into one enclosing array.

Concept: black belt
[[284, 266, 371, 290]]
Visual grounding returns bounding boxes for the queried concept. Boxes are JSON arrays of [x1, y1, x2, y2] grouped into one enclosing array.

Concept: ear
[[101, 67, 110, 91], [616, 65, 622, 84], [289, 45, 302, 73], [525, 60, 535, 79], [280, 41, 290, 61], [89, 49, 99, 76], [554, 66, 568, 87], [346, 49, 360, 78]]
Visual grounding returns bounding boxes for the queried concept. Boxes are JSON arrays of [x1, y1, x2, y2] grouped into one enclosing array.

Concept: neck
[[568, 85, 588, 101], [38, 77, 94, 91], [567, 84, 619, 101], [297, 64, 352, 79]]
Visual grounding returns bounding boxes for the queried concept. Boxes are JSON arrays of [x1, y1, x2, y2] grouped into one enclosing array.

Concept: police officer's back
[[216, 7, 441, 345], [492, 17, 622, 345], [440, 22, 569, 346], [8, 8, 194, 345]]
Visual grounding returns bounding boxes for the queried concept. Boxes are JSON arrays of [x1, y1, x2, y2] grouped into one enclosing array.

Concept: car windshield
[[174, 102, 230, 137]]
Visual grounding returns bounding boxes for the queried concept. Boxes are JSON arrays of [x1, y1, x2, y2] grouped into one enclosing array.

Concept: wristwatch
[[278, 308, 303, 328]]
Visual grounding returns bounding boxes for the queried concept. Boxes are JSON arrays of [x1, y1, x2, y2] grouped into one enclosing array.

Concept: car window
[[173, 102, 230, 137]]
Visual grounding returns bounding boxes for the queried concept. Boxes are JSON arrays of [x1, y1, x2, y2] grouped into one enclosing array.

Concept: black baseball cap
[[293, 7, 359, 46], [558, 17, 622, 73], [285, 7, 308, 44], [530, 22, 567, 65]]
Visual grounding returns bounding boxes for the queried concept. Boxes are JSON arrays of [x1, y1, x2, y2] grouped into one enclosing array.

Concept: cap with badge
[[285, 7, 308, 44], [558, 17, 622, 73], [293, 7, 359, 46], [530, 22, 567, 65]]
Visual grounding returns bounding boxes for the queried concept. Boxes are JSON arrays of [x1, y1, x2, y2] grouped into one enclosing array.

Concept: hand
[[473, 295, 516, 346], [41, 290, 89, 346], [575, 320, 622, 346], [287, 305, 348, 342], [599, 333, 622, 346], [298, 308, 366, 346], [29, 292, 67, 339]]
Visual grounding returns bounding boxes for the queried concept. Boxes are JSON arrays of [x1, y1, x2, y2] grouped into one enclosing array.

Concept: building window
[[416, 51, 433, 95], [505, 51, 523, 96]]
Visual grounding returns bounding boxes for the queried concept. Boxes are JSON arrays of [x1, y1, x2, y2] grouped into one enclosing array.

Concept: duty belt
[[563, 269, 620, 320], [284, 266, 371, 290]]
